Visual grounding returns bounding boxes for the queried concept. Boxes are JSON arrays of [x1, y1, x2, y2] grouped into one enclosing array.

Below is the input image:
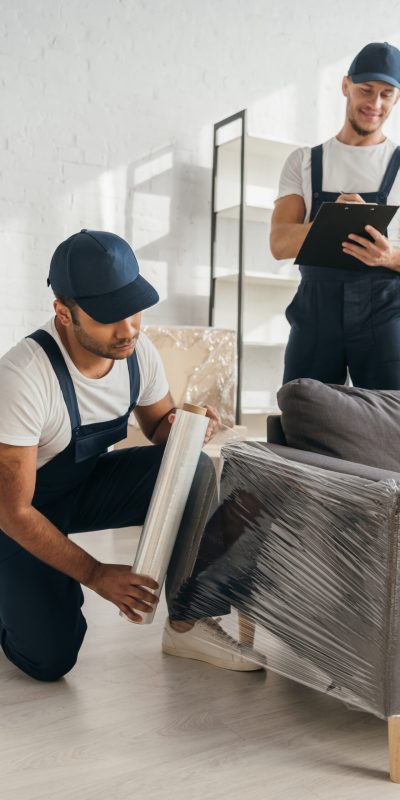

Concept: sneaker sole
[[162, 644, 265, 672]]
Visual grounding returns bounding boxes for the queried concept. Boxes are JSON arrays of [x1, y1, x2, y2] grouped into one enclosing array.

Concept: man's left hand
[[203, 405, 220, 444], [342, 225, 400, 271]]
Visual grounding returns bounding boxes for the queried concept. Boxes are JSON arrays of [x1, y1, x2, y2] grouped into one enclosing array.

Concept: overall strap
[[27, 330, 81, 430], [127, 350, 141, 410], [377, 146, 400, 200], [311, 144, 323, 194], [310, 144, 323, 220]]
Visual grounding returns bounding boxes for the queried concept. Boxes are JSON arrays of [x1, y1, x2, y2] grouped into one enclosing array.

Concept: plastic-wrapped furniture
[[140, 325, 236, 427], [172, 417, 400, 783], [121, 324, 237, 443], [265, 413, 400, 782]]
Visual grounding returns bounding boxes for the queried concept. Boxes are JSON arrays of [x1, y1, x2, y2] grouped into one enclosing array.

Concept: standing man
[[270, 41, 400, 388], [0, 229, 262, 681]]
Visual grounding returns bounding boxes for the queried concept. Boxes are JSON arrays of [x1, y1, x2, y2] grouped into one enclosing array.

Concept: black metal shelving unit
[[209, 109, 246, 424]]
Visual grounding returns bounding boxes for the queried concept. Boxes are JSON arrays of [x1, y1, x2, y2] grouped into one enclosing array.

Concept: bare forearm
[[1, 506, 99, 586], [150, 407, 176, 444], [270, 222, 312, 260]]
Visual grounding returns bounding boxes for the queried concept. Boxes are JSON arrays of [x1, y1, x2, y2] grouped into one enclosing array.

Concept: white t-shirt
[[0, 318, 169, 468], [277, 136, 400, 243]]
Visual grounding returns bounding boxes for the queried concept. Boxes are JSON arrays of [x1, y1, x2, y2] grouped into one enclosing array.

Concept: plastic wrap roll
[[130, 403, 209, 624]]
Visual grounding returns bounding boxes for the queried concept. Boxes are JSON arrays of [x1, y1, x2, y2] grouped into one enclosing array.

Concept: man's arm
[[0, 443, 101, 583], [134, 392, 219, 444], [269, 194, 311, 260], [270, 192, 370, 261], [0, 443, 159, 622], [134, 391, 177, 444]]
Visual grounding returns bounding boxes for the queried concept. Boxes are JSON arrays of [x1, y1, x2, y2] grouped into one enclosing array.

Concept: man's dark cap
[[348, 42, 400, 89], [47, 229, 159, 323]]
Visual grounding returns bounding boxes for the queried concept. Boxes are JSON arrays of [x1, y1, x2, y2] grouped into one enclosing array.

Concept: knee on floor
[[30, 646, 81, 682], [4, 637, 81, 682], [2, 623, 86, 682]]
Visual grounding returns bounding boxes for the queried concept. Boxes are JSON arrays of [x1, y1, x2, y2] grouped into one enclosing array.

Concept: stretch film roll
[[129, 403, 209, 624]]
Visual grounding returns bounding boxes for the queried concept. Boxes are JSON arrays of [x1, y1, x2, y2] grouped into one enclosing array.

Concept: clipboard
[[295, 202, 399, 269]]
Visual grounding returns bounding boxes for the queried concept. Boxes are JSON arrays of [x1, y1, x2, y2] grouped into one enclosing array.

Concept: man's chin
[[350, 117, 381, 137]]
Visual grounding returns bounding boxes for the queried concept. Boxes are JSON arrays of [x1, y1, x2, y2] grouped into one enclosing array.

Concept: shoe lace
[[201, 617, 242, 649]]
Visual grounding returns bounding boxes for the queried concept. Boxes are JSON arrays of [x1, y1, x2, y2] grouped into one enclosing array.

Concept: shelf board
[[216, 204, 272, 223], [214, 271, 299, 287], [242, 408, 269, 415], [243, 340, 286, 348], [216, 133, 300, 159]]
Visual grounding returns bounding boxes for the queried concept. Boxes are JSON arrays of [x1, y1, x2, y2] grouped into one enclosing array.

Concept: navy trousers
[[283, 269, 400, 388], [0, 446, 227, 682]]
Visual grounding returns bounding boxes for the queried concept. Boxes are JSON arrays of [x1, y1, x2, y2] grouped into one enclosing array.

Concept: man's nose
[[369, 94, 383, 110], [115, 317, 139, 338]]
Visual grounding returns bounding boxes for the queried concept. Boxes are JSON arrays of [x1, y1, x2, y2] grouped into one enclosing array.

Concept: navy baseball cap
[[47, 229, 159, 324], [348, 41, 400, 89]]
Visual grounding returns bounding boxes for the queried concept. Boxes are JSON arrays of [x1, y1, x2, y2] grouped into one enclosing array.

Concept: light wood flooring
[[1, 527, 399, 800]]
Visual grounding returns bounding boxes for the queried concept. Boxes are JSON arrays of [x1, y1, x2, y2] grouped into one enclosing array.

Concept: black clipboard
[[295, 202, 399, 269]]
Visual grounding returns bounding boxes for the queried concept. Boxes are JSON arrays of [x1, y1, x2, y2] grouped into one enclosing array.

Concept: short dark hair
[[54, 294, 80, 324]]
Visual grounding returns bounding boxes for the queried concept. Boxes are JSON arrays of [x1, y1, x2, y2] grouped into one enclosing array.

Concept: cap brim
[[350, 72, 400, 89], [75, 274, 159, 323]]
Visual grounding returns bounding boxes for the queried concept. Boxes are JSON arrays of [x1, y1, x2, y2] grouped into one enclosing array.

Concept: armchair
[[171, 386, 400, 783]]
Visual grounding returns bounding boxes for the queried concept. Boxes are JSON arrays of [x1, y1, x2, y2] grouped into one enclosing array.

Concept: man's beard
[[73, 323, 136, 359], [348, 110, 382, 137]]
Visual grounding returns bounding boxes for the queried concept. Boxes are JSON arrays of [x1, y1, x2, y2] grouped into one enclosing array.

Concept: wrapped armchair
[[171, 379, 400, 783], [265, 412, 400, 782]]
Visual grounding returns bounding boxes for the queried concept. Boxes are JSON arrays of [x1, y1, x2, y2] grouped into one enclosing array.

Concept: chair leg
[[388, 716, 400, 782], [238, 613, 255, 646]]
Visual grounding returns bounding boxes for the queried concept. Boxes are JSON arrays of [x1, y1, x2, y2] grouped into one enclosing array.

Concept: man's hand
[[203, 405, 220, 443], [342, 225, 400, 271], [168, 404, 221, 444], [87, 563, 159, 623], [336, 193, 365, 204]]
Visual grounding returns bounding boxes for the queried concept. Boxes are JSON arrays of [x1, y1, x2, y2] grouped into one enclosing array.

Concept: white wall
[[1, 0, 400, 353]]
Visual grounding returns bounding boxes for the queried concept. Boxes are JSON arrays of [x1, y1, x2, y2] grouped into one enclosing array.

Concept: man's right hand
[[87, 563, 159, 623], [336, 193, 365, 204]]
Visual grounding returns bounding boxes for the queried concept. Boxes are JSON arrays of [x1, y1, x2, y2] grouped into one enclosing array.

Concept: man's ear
[[54, 299, 73, 327], [342, 76, 350, 98]]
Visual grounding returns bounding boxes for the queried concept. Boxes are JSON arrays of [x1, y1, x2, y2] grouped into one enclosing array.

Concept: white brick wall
[[1, 0, 400, 353]]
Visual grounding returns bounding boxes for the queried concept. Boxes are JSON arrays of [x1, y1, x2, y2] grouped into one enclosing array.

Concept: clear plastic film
[[128, 404, 209, 624], [143, 325, 236, 427], [170, 441, 400, 718]]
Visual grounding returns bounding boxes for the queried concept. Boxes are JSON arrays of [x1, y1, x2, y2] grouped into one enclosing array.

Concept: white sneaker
[[162, 617, 266, 672]]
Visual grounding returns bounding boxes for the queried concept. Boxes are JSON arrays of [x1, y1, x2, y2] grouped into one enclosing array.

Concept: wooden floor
[[1, 527, 399, 800]]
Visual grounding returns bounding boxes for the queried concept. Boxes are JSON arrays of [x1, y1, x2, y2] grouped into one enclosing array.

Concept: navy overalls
[[0, 329, 225, 681], [283, 143, 400, 388]]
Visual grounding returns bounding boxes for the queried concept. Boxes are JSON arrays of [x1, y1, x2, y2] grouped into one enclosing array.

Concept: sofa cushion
[[277, 378, 400, 471]]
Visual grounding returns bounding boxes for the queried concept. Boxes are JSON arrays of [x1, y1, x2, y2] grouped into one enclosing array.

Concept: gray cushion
[[277, 379, 400, 471]]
